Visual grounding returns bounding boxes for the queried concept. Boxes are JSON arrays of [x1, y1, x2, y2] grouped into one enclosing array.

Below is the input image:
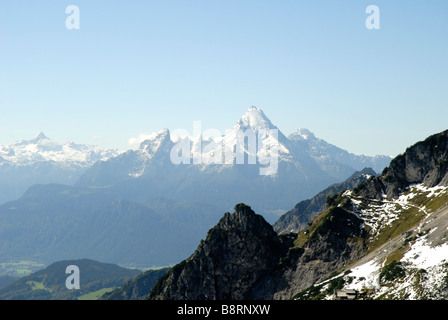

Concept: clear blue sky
[[0, 1, 447, 156]]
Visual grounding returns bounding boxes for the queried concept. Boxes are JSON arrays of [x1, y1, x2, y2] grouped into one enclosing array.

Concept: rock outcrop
[[149, 203, 367, 300], [149, 204, 293, 300]]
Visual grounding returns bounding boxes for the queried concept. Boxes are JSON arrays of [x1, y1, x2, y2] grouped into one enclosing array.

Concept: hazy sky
[[0, 1, 447, 156]]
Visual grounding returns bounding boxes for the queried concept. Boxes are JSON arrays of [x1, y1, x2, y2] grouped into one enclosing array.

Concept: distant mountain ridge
[[0, 132, 118, 167], [288, 128, 391, 175], [0, 108, 391, 212], [0, 133, 119, 204], [76, 107, 391, 218], [0, 107, 392, 271]]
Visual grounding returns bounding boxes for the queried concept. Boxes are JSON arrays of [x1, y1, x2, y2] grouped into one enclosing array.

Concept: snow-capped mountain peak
[[124, 107, 390, 177], [0, 133, 119, 167], [139, 128, 172, 156], [235, 106, 278, 131], [288, 128, 316, 141]]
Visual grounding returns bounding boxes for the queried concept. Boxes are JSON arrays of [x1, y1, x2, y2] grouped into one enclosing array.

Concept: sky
[[0, 0, 447, 157]]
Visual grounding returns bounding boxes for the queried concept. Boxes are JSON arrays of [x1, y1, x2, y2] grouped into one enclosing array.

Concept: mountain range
[[0, 107, 391, 270], [75, 106, 391, 219], [147, 129, 448, 300], [0, 109, 445, 300], [0, 133, 119, 204]]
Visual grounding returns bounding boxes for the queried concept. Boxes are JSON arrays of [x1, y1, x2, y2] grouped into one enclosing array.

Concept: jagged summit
[[217, 203, 273, 235], [0, 133, 120, 204], [234, 202, 255, 215], [76, 106, 391, 217], [235, 106, 278, 131], [139, 128, 171, 154]]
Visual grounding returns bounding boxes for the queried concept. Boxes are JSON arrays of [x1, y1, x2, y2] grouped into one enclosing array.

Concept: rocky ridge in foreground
[[148, 129, 448, 300]]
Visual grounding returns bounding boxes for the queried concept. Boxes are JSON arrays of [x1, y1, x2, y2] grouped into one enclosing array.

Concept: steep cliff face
[[149, 204, 293, 300]]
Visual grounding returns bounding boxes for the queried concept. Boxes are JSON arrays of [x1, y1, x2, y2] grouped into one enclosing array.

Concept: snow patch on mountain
[[334, 231, 448, 300], [347, 184, 448, 238], [403, 233, 448, 270], [314, 183, 448, 300]]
